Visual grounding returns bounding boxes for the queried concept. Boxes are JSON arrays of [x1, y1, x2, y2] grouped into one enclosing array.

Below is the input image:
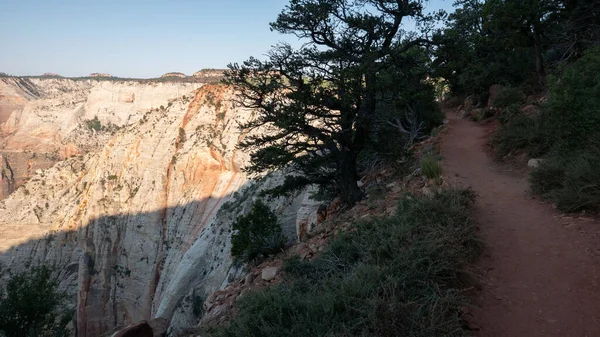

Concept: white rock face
[[1, 77, 203, 155], [0, 80, 321, 336]]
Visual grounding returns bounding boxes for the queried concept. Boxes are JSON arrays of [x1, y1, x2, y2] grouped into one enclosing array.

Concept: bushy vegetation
[[491, 114, 549, 159], [0, 266, 71, 336], [210, 189, 481, 337], [491, 86, 523, 109], [420, 155, 442, 180], [434, 0, 600, 97], [230, 200, 286, 263], [544, 47, 600, 151], [86, 116, 103, 131], [489, 47, 600, 212], [531, 141, 600, 212], [85, 116, 121, 133]]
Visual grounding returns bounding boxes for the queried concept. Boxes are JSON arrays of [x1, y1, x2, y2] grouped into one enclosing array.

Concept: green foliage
[[209, 189, 481, 337], [231, 200, 286, 262], [0, 266, 71, 337], [192, 293, 205, 317], [531, 143, 600, 212], [178, 127, 187, 143], [492, 87, 524, 109], [107, 175, 118, 181], [420, 155, 442, 179], [226, 0, 438, 206], [86, 116, 102, 131], [85, 116, 121, 133], [544, 47, 600, 151], [491, 114, 550, 159], [498, 104, 522, 124], [432, 0, 535, 96], [530, 157, 566, 196], [553, 146, 600, 212], [433, 0, 598, 96], [471, 107, 495, 122], [526, 49, 600, 210]]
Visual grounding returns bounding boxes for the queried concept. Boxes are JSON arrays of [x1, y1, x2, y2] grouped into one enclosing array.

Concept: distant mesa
[[193, 69, 226, 78], [89, 73, 113, 78], [161, 72, 187, 78], [42, 73, 62, 77]]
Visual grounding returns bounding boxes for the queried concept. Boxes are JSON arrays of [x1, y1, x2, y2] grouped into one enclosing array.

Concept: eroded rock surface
[[0, 80, 321, 336]]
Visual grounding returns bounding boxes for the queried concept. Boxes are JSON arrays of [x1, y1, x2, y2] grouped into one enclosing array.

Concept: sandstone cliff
[[0, 79, 320, 336], [0, 77, 205, 198]]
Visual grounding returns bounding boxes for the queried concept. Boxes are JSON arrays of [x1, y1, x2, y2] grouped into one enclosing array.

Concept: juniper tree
[[0, 266, 70, 337], [226, 0, 438, 205]]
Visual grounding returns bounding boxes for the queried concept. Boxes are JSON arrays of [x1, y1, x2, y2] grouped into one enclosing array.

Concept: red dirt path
[[440, 111, 600, 337]]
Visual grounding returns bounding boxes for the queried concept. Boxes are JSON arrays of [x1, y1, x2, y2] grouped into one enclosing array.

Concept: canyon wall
[[0, 78, 320, 336]]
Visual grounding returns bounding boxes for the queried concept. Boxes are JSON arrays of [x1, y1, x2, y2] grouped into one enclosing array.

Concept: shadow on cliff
[[0, 178, 289, 337]]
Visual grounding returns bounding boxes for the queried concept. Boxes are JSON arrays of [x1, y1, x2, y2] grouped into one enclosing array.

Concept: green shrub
[[178, 127, 186, 143], [471, 107, 495, 122], [0, 266, 71, 336], [525, 48, 600, 212], [530, 141, 600, 212], [491, 86, 524, 109], [231, 200, 286, 262], [544, 47, 600, 151], [491, 114, 550, 159], [420, 155, 442, 179], [498, 103, 522, 124], [554, 145, 600, 212], [86, 116, 102, 131], [209, 189, 481, 337], [530, 158, 565, 196]]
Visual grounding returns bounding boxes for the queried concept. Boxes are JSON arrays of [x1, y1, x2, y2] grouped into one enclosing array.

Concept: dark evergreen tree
[[226, 0, 438, 205], [0, 266, 70, 337]]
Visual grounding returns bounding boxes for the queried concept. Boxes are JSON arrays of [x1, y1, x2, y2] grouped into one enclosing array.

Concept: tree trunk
[[337, 151, 363, 206], [533, 29, 546, 84]]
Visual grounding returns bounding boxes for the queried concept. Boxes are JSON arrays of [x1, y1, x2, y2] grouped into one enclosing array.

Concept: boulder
[[522, 104, 540, 116], [261, 266, 279, 281], [111, 322, 153, 337], [528, 158, 543, 169]]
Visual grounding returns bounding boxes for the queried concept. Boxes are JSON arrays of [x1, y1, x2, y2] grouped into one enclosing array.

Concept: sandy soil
[[440, 112, 600, 337]]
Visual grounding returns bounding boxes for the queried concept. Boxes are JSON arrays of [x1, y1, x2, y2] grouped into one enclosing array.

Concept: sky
[[0, 0, 455, 78]]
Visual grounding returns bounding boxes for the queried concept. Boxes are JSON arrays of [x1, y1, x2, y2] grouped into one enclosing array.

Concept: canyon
[[0, 75, 321, 336]]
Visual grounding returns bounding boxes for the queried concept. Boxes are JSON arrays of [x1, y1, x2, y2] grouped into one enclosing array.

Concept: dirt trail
[[440, 112, 600, 337]]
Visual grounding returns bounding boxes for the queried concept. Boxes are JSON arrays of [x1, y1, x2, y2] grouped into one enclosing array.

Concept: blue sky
[[0, 0, 455, 78]]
